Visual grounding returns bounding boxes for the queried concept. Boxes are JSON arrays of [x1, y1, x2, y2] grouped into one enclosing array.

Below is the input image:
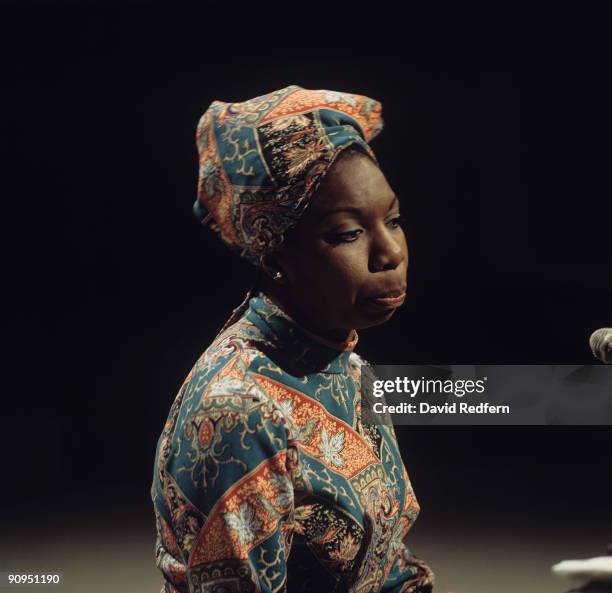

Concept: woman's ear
[[260, 253, 287, 284]]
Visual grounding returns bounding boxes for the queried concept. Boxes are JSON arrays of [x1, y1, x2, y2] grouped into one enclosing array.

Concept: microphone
[[589, 328, 612, 364]]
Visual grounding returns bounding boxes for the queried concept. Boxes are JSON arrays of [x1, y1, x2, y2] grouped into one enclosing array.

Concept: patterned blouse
[[151, 292, 434, 593]]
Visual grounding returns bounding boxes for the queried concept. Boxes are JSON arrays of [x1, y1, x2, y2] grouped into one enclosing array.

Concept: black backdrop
[[2, 6, 611, 534]]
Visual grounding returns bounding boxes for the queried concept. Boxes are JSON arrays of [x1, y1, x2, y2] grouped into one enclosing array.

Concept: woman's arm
[[156, 389, 298, 593]]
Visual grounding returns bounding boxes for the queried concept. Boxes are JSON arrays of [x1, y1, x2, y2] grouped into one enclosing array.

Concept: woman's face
[[274, 151, 408, 336]]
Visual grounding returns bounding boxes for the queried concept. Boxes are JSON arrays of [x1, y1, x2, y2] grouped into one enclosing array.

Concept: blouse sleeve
[[164, 389, 298, 593], [381, 542, 435, 593]]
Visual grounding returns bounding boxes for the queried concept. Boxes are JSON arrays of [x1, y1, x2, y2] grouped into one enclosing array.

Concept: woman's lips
[[363, 291, 406, 310]]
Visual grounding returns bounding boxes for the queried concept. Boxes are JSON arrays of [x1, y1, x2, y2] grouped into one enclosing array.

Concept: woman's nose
[[369, 227, 406, 272]]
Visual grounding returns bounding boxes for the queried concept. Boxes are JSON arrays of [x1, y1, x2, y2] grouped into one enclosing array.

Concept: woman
[[151, 85, 435, 593]]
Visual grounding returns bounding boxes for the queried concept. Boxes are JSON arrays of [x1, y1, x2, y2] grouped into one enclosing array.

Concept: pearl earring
[[273, 271, 283, 281]]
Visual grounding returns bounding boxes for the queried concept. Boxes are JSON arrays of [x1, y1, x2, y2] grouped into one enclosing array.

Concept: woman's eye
[[388, 215, 406, 229], [329, 229, 363, 244]]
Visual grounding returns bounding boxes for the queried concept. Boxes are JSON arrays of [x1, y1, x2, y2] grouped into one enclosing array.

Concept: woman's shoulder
[[178, 317, 296, 429], [191, 316, 266, 378]]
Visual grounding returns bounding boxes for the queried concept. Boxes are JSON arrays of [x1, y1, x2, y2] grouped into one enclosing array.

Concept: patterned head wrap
[[193, 85, 384, 266]]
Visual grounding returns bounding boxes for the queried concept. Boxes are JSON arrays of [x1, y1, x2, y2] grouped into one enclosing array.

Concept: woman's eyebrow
[[387, 195, 399, 211], [318, 195, 398, 219], [319, 206, 362, 218]]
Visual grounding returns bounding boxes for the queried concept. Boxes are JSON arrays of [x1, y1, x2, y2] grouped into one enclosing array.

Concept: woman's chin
[[354, 306, 398, 329]]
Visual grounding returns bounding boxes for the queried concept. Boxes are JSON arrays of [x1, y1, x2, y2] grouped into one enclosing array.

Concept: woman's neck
[[258, 278, 356, 347]]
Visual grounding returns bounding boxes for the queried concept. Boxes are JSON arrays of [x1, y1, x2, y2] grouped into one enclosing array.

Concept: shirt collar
[[244, 292, 357, 375]]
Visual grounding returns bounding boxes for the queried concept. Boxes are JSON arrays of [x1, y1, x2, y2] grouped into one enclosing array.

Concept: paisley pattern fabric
[[151, 293, 434, 593], [193, 86, 384, 266]]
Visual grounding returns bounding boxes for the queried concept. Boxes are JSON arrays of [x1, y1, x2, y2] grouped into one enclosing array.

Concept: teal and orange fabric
[[193, 86, 384, 266], [151, 293, 434, 592]]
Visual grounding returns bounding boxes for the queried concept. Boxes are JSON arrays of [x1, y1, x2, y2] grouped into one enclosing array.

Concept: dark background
[[2, 3, 610, 572]]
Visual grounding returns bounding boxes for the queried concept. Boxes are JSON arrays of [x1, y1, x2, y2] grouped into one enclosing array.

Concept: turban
[[193, 85, 384, 266]]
